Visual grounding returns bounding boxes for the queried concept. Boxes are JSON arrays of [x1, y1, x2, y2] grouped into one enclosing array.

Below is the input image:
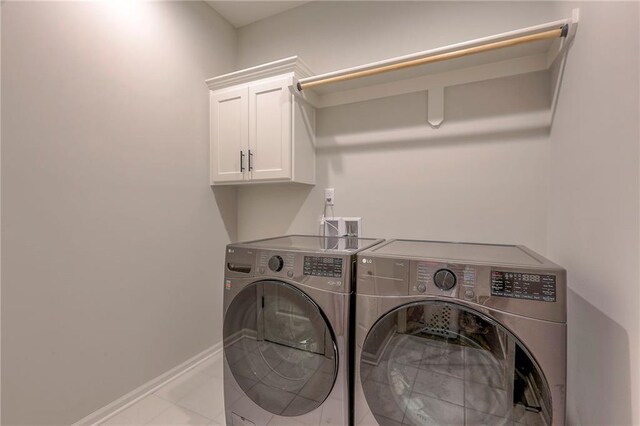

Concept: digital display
[[491, 271, 556, 302], [304, 256, 343, 278]]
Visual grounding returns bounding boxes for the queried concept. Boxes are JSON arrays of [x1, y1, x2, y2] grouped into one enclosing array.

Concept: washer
[[354, 239, 566, 426], [223, 235, 384, 426]]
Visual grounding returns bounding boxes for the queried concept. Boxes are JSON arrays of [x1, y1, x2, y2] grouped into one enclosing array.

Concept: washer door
[[223, 280, 338, 416], [360, 301, 552, 426]]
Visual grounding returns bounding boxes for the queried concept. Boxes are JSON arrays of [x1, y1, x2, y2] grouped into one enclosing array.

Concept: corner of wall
[[0, 2, 3, 423]]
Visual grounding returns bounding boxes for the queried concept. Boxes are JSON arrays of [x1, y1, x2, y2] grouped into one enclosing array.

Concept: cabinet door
[[248, 77, 292, 181], [210, 86, 248, 184]]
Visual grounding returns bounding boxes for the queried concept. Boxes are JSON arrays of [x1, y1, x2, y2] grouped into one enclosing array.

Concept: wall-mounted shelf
[[293, 13, 578, 128]]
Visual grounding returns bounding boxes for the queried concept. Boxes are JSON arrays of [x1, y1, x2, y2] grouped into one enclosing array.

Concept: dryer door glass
[[223, 280, 338, 417], [360, 301, 552, 426]]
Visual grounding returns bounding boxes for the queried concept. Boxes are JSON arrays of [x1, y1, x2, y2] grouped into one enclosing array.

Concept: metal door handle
[[248, 150, 253, 171], [240, 151, 245, 172]]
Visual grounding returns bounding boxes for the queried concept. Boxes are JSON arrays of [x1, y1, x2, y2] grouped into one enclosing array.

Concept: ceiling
[[206, 1, 311, 28]]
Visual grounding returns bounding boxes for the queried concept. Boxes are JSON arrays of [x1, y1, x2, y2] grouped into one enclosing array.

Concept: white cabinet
[[248, 76, 292, 181], [210, 86, 248, 183], [207, 57, 315, 185]]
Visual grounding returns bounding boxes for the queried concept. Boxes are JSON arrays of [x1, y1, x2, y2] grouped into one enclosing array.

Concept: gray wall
[[235, 1, 559, 252], [1, 2, 237, 424], [548, 2, 640, 425]]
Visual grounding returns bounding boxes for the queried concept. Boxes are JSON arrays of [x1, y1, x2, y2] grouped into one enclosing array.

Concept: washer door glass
[[223, 280, 338, 416], [360, 301, 552, 426]]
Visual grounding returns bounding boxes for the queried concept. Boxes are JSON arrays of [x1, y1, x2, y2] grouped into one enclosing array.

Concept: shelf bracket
[[427, 87, 445, 128]]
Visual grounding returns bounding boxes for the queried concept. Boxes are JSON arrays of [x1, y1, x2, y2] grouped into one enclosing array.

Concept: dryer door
[[360, 301, 552, 426], [223, 280, 338, 417]]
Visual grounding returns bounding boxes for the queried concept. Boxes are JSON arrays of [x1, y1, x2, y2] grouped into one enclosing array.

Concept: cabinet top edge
[[206, 56, 313, 91]]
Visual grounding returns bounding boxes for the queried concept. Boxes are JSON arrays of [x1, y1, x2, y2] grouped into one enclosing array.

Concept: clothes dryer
[[223, 235, 384, 426], [354, 239, 566, 426]]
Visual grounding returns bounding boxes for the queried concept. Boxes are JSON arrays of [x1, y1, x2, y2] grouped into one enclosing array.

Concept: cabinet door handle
[[240, 151, 245, 172], [248, 150, 253, 171]]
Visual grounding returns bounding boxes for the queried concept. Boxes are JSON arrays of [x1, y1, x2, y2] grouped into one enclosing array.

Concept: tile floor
[[100, 353, 226, 425]]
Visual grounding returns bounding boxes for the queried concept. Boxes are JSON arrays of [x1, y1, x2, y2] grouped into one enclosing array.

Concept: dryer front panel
[[223, 280, 338, 418], [357, 300, 555, 426]]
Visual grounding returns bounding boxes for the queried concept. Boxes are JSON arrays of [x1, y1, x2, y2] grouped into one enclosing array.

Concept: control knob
[[417, 284, 427, 293], [268, 255, 284, 272], [433, 269, 457, 291]]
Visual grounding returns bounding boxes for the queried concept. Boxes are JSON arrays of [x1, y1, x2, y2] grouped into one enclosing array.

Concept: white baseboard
[[73, 342, 223, 426]]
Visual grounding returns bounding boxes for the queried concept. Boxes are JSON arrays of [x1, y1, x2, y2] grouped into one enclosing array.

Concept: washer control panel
[[258, 252, 295, 276], [406, 260, 560, 314], [491, 270, 556, 302], [303, 256, 343, 278], [411, 262, 477, 298], [357, 244, 565, 322], [255, 250, 349, 293]]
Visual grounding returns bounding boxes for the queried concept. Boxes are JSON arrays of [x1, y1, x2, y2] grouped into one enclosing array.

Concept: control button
[[287, 270, 294, 278], [259, 267, 265, 274], [417, 284, 427, 293], [464, 289, 475, 300], [268, 255, 284, 272], [433, 269, 457, 291]]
